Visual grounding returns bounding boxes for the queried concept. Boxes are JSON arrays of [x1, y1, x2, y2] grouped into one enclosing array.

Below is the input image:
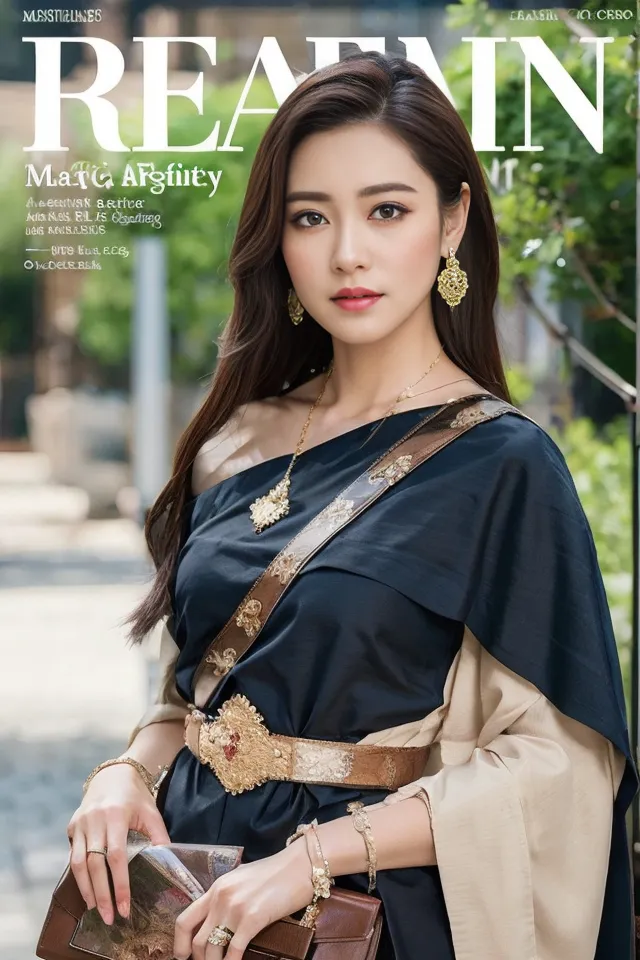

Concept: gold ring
[[207, 925, 234, 946], [87, 847, 108, 856]]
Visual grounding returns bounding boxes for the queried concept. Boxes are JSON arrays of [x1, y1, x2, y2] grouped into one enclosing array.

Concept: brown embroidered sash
[[192, 394, 532, 708]]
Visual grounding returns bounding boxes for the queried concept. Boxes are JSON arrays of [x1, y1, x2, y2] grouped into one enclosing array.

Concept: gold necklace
[[249, 363, 334, 534], [249, 346, 443, 533], [363, 346, 444, 445]]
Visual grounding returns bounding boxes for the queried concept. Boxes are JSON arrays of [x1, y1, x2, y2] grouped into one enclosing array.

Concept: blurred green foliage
[[552, 414, 633, 710], [0, 148, 36, 353], [73, 77, 277, 380], [446, 0, 636, 388]]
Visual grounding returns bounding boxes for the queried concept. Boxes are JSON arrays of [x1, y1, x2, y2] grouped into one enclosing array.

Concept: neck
[[322, 311, 455, 421]]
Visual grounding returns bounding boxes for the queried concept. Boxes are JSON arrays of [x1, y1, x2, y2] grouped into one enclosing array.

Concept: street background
[[0, 449, 156, 960]]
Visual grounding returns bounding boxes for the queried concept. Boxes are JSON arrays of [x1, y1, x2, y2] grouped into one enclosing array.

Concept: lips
[[331, 287, 382, 299]]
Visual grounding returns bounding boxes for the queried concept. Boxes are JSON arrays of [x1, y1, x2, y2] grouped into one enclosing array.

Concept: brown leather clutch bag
[[36, 831, 382, 960]]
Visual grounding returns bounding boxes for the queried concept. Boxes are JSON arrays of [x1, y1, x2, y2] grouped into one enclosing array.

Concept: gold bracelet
[[287, 820, 334, 928], [83, 758, 158, 797], [347, 801, 377, 894]]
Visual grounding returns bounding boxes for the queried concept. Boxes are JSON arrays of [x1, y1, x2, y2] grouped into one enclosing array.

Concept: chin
[[314, 315, 403, 345]]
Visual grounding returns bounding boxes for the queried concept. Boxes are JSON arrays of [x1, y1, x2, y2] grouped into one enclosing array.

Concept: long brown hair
[[126, 50, 510, 644]]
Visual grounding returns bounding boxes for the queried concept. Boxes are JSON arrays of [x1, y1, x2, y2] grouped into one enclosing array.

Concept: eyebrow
[[285, 182, 418, 203]]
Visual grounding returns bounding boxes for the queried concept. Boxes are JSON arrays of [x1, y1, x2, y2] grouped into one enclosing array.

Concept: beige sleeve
[[362, 628, 626, 960], [126, 619, 190, 748]]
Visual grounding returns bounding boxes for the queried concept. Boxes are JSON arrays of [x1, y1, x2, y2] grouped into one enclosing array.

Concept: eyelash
[[290, 202, 409, 229]]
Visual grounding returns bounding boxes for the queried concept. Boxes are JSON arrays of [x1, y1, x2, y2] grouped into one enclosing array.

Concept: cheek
[[280, 229, 313, 281], [392, 222, 442, 284]]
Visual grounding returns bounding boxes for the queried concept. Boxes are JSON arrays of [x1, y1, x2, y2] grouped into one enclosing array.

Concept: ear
[[440, 182, 471, 258]]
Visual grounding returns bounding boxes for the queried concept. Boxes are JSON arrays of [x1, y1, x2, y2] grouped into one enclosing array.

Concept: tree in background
[[445, 0, 635, 419]]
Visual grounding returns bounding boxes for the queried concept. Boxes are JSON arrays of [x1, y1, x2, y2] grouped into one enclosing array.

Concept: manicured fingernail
[[118, 901, 129, 919], [101, 910, 113, 926]]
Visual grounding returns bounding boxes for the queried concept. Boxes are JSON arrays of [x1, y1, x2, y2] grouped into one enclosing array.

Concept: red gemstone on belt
[[224, 731, 241, 761]]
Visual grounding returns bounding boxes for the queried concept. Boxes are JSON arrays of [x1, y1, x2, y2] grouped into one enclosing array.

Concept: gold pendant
[[249, 477, 291, 533]]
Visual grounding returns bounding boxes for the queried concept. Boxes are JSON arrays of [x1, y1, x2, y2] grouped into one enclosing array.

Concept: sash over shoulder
[[191, 393, 532, 708]]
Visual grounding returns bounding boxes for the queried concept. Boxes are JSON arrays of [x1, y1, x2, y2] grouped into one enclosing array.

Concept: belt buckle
[[197, 694, 291, 795]]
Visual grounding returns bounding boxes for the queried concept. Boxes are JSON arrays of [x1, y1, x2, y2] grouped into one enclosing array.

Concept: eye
[[370, 203, 408, 221], [291, 211, 327, 228]]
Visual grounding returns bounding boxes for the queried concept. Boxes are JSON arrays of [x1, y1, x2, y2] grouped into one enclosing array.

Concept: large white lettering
[[22, 35, 615, 154], [513, 36, 613, 153]]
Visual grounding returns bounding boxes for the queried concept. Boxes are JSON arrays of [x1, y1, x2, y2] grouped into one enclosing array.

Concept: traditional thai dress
[[130, 398, 637, 959]]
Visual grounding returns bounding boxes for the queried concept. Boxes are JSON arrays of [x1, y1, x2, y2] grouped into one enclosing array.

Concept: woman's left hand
[[173, 837, 314, 960]]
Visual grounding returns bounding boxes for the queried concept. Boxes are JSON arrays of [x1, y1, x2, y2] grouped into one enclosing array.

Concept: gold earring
[[437, 248, 468, 307], [288, 289, 304, 325]]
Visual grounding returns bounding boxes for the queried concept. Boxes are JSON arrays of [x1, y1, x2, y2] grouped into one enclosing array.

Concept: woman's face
[[281, 122, 469, 346]]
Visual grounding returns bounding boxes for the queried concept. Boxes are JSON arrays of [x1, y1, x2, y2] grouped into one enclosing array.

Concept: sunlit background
[[0, 0, 635, 956]]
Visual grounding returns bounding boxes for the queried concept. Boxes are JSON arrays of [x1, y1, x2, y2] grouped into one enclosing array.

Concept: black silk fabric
[[159, 403, 638, 960]]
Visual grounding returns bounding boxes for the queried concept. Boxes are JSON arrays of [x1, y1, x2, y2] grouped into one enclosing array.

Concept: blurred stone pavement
[[0, 453, 160, 960]]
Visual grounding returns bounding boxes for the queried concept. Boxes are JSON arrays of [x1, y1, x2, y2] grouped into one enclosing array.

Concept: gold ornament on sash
[[288, 288, 304, 325], [437, 247, 468, 307]]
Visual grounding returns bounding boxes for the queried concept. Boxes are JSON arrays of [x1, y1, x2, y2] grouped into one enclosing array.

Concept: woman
[[67, 52, 638, 960]]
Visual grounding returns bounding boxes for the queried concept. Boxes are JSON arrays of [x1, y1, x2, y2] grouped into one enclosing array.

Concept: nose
[[330, 221, 371, 275]]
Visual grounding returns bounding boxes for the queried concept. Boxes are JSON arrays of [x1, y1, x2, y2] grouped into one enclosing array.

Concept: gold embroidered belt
[[184, 695, 430, 796]]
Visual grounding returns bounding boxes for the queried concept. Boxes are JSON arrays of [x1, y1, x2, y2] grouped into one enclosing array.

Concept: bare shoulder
[[190, 394, 303, 496]]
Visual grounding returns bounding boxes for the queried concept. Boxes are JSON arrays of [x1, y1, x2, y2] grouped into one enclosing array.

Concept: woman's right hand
[[66, 763, 171, 925]]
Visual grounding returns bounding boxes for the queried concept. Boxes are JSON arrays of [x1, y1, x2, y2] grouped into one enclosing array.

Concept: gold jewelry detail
[[83, 757, 157, 796], [291, 741, 354, 782], [437, 247, 468, 307], [206, 646, 237, 676], [310, 496, 355, 532], [87, 847, 108, 856], [196, 694, 290, 794], [207, 925, 234, 946], [294, 820, 334, 929], [369, 454, 414, 486], [450, 406, 487, 429], [362, 348, 444, 446], [288, 288, 304, 325], [270, 551, 302, 585], [249, 363, 334, 534], [347, 801, 378, 894], [382, 754, 398, 788], [235, 597, 263, 638]]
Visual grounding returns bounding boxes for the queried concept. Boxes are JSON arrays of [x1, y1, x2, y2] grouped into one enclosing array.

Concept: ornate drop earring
[[288, 289, 304, 325], [437, 248, 469, 307]]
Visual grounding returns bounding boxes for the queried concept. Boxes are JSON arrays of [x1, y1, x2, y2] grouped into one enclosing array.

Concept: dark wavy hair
[[125, 50, 510, 644]]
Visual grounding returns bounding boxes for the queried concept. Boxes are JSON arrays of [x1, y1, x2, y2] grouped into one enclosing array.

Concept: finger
[[195, 921, 230, 960], [173, 897, 211, 960], [224, 922, 260, 960], [204, 937, 226, 960], [68, 831, 96, 911], [86, 838, 113, 925], [142, 809, 171, 846], [105, 817, 130, 920], [201, 920, 242, 960]]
